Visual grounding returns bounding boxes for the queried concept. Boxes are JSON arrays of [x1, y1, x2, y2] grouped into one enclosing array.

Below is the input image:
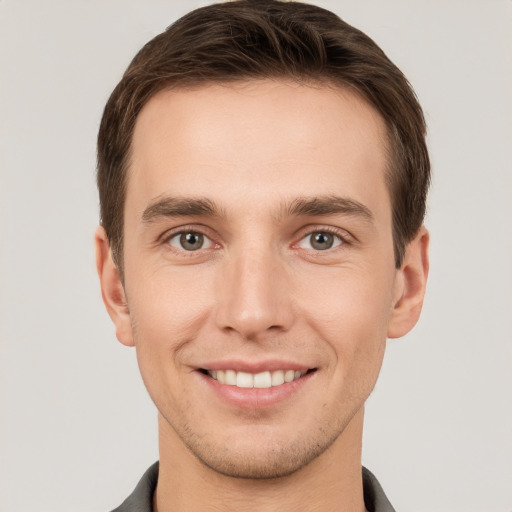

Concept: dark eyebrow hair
[[141, 196, 221, 223], [284, 195, 374, 221], [141, 194, 373, 224]]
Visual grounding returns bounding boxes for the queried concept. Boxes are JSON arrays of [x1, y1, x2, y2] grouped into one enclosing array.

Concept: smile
[[203, 369, 312, 388]]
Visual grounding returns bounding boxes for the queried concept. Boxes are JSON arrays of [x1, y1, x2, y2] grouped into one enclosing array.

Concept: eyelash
[[294, 226, 351, 252], [160, 225, 352, 255], [160, 225, 219, 255]]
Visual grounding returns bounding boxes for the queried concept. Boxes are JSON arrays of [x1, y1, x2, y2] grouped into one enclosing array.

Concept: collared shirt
[[110, 462, 396, 512]]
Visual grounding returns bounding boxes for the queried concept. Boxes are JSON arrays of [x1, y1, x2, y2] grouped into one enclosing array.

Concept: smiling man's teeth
[[207, 369, 308, 388]]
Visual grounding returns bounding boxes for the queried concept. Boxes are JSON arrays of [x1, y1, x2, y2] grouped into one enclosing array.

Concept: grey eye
[[310, 232, 334, 250], [169, 232, 206, 251], [298, 231, 342, 251]]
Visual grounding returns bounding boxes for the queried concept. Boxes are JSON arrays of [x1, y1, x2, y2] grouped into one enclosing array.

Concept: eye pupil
[[180, 232, 204, 251], [311, 232, 334, 250]]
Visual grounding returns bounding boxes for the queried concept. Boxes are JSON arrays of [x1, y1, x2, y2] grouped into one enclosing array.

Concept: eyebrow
[[283, 195, 374, 222], [141, 196, 221, 223], [141, 194, 373, 224]]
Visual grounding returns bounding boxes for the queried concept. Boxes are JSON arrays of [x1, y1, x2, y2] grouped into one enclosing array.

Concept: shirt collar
[[111, 462, 396, 512]]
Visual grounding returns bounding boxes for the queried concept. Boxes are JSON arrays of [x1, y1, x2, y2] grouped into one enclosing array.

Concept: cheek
[[127, 263, 212, 331], [124, 265, 215, 389], [126, 268, 211, 411], [297, 265, 394, 360]]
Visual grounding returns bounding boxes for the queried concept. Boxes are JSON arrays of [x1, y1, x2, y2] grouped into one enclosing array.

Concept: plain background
[[1, 1, 511, 511]]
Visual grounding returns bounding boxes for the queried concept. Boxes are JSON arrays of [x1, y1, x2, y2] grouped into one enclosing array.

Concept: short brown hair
[[97, 0, 429, 270]]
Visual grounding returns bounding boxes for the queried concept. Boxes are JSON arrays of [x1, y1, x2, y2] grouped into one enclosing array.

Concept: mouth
[[199, 368, 317, 389]]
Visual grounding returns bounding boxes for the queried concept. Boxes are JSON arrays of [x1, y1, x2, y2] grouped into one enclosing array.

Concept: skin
[[96, 80, 429, 512]]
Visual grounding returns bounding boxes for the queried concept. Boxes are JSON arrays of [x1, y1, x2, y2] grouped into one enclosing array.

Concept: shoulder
[[109, 462, 159, 512], [362, 466, 396, 512]]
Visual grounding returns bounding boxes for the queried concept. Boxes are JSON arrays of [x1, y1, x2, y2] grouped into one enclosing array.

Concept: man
[[95, 1, 429, 510]]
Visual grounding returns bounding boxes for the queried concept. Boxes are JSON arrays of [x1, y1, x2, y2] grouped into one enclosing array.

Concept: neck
[[154, 408, 366, 512]]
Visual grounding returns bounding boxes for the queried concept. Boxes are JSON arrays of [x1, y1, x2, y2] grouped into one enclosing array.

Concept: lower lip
[[198, 371, 315, 409]]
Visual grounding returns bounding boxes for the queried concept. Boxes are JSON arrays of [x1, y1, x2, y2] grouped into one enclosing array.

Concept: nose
[[214, 245, 294, 341]]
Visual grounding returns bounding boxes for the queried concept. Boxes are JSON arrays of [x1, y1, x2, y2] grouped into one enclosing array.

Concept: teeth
[[271, 370, 285, 386], [236, 371, 253, 388], [284, 370, 295, 383], [206, 368, 308, 388], [225, 369, 237, 386], [254, 371, 271, 388]]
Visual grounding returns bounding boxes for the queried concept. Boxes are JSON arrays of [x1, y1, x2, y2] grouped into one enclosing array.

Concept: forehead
[[127, 79, 390, 221]]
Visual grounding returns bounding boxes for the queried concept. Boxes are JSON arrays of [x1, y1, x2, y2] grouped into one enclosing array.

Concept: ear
[[95, 226, 134, 347], [387, 226, 429, 339]]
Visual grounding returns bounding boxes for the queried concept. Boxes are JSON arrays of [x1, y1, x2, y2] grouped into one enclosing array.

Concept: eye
[[298, 231, 343, 251], [168, 231, 213, 251]]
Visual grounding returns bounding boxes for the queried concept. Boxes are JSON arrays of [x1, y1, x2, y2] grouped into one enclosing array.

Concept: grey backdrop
[[1, 1, 511, 511]]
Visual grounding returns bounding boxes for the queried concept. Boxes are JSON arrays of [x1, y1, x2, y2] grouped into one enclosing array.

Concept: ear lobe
[[95, 226, 134, 347], [387, 226, 429, 339]]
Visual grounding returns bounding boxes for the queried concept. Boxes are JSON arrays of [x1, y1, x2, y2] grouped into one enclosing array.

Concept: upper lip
[[196, 359, 315, 373]]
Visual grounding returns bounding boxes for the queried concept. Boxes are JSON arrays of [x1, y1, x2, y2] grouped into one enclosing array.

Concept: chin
[[181, 425, 343, 480]]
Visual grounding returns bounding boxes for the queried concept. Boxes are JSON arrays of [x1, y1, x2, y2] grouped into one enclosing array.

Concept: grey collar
[[110, 462, 396, 512]]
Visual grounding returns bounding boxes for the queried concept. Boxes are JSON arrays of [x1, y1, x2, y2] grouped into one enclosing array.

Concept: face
[[98, 80, 424, 479]]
